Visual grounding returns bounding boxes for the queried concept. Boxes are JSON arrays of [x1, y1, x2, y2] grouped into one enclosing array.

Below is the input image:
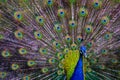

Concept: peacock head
[[80, 46, 87, 58]]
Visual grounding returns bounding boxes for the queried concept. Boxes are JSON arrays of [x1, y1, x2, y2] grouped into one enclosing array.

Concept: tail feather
[[0, 0, 120, 80]]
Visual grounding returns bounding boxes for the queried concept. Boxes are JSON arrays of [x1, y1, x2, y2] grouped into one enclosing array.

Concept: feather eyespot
[[54, 23, 62, 33], [11, 64, 19, 70], [0, 72, 7, 79], [27, 60, 36, 67], [2, 50, 11, 58], [34, 31, 43, 40], [69, 20, 77, 28], [19, 48, 27, 55], [79, 8, 88, 17], [85, 25, 93, 33], [42, 67, 48, 73], [65, 35, 71, 43], [58, 9, 65, 18], [92, 0, 102, 9], [14, 30, 24, 40], [36, 16, 45, 26], [14, 11, 23, 21], [101, 16, 110, 25]]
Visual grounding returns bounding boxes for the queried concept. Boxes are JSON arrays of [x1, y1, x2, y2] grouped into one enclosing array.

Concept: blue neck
[[70, 54, 84, 80]]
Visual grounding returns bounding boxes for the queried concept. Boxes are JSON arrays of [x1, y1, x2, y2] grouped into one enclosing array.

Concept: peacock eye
[[57, 53, 64, 60], [94, 2, 99, 8], [37, 33, 40, 36], [101, 19, 107, 24], [57, 26, 60, 30], [46, 0, 53, 6], [11, 64, 19, 70], [72, 23, 74, 26], [58, 63, 63, 68], [27, 60, 36, 67], [106, 34, 109, 37], [69, 20, 76, 28], [23, 76, 30, 80], [103, 50, 105, 52], [5, 51, 8, 55], [51, 60, 54, 62], [54, 23, 62, 33], [87, 28, 90, 30], [92, 0, 102, 9], [58, 9, 65, 18], [111, 58, 118, 64], [39, 18, 42, 21], [25, 76, 29, 80], [14, 11, 23, 21], [67, 38, 70, 40], [17, 14, 21, 18], [17, 32, 22, 37], [36, 16, 45, 26], [87, 41, 93, 48], [60, 12, 63, 14], [77, 36, 83, 43], [57, 70, 64, 75], [60, 54, 62, 56], [39, 18, 43, 23], [53, 41, 61, 48], [42, 67, 48, 73], [14, 65, 16, 68], [39, 48, 47, 55], [19, 48, 27, 55], [101, 49, 107, 55], [104, 32, 112, 40], [30, 62, 33, 64], [81, 11, 85, 14], [2, 73, 4, 76], [103, 20, 106, 22], [65, 35, 71, 43], [85, 25, 93, 33], [101, 16, 110, 25], [79, 8, 88, 17], [14, 30, 23, 40], [42, 49, 45, 52], [48, 58, 56, 64], [78, 38, 80, 40], [95, 3, 98, 6], [0, 72, 7, 79], [22, 50, 24, 52], [64, 48, 69, 53], [56, 43, 58, 45], [34, 31, 43, 40], [57, 27, 60, 30], [17, 32, 21, 35], [59, 11, 65, 16], [2, 50, 11, 58], [71, 43, 77, 50], [48, 0, 51, 4]]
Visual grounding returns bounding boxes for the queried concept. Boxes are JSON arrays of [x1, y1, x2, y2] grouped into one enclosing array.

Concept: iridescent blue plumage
[[80, 46, 87, 58], [71, 46, 87, 80], [71, 54, 84, 80]]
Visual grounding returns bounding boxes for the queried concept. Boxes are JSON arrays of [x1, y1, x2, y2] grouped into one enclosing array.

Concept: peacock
[[0, 0, 120, 80]]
